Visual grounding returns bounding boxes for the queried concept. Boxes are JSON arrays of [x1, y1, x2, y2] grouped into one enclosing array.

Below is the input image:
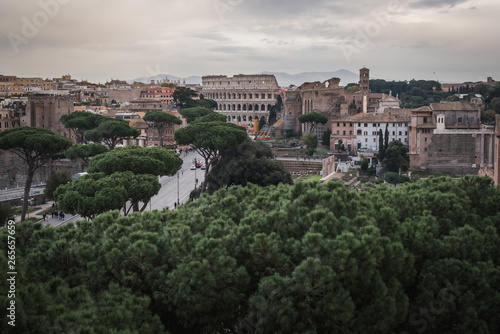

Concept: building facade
[[409, 102, 494, 175], [330, 108, 411, 152], [202, 74, 281, 124]]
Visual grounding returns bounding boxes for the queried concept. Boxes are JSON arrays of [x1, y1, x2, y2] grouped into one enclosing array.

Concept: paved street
[[149, 150, 206, 211]]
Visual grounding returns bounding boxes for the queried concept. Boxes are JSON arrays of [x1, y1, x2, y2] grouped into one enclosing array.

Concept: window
[[458, 117, 463, 123], [337, 130, 340, 135], [364, 123, 368, 127], [373, 123, 376, 127], [425, 137, 427, 142], [358, 123, 361, 127], [373, 138, 376, 142], [343, 131, 346, 135], [392, 131, 395, 135], [399, 131, 402, 135], [148, 137, 152, 141], [337, 122, 340, 127], [424, 148, 427, 152], [343, 123, 346, 127], [405, 131, 408, 135], [423, 117, 427, 123], [350, 123, 353, 127], [349, 131, 352, 135]]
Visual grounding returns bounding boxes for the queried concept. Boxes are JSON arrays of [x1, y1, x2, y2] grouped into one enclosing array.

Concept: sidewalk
[[15, 201, 81, 227]]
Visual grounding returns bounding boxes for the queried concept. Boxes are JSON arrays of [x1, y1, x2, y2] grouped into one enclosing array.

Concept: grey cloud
[[409, 0, 469, 8]]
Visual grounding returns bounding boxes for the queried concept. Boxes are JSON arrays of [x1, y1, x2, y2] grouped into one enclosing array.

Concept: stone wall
[[426, 134, 480, 175], [0, 151, 83, 189]]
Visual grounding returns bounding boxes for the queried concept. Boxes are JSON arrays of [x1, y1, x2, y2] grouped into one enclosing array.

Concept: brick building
[[408, 102, 495, 174], [21, 95, 75, 141]]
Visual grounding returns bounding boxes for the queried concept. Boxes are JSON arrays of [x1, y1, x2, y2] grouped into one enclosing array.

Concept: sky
[[0, 0, 498, 84]]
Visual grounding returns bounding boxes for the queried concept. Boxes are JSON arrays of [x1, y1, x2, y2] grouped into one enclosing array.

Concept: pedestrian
[[43, 213, 46, 221], [174, 202, 177, 209]]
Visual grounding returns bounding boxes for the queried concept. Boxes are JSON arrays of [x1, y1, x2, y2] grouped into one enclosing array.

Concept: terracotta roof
[[416, 123, 436, 129], [334, 108, 411, 123], [430, 102, 479, 111]]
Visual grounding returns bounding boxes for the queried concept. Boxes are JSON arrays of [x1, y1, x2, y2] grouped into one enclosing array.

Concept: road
[[149, 150, 206, 211]]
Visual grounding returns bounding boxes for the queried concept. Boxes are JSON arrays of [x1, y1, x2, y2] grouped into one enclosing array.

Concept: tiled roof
[[430, 102, 479, 111]]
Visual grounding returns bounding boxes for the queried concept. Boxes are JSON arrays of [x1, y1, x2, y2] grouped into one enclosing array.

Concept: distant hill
[[130, 70, 359, 87]]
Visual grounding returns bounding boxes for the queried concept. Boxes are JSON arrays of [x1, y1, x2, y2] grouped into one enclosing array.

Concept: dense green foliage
[[197, 97, 218, 110], [175, 121, 248, 190], [193, 112, 227, 124], [60, 111, 108, 144], [57, 146, 181, 218], [55, 172, 161, 219], [173, 87, 199, 108], [369, 79, 446, 108], [2, 176, 500, 333], [321, 128, 332, 148], [84, 119, 140, 150], [301, 133, 318, 156], [0, 127, 72, 221], [178, 107, 214, 123], [88, 146, 182, 177], [384, 140, 410, 172], [64, 143, 108, 165], [0, 202, 14, 227], [205, 138, 293, 194], [44, 170, 72, 200], [298, 112, 328, 133]]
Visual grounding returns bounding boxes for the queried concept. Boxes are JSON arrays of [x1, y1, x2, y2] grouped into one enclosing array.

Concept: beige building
[[202, 74, 281, 124], [409, 102, 494, 175]]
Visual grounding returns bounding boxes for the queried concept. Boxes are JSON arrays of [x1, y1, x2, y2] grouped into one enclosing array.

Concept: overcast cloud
[[0, 0, 497, 84]]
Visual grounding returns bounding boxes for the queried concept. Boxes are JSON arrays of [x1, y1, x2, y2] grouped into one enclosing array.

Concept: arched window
[[238, 104, 241, 111], [249, 104, 253, 111], [255, 104, 259, 111], [261, 104, 265, 111]]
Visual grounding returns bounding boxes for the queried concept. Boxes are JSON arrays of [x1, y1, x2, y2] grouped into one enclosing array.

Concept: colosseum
[[201, 74, 281, 123]]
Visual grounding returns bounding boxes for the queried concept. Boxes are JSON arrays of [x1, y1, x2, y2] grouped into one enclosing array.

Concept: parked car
[[201, 164, 206, 170], [190, 165, 196, 170]]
